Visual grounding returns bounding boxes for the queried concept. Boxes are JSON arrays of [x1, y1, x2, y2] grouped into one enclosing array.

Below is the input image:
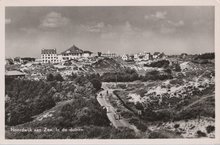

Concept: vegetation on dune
[[5, 72, 103, 126], [101, 67, 173, 82], [5, 79, 56, 126], [5, 54, 215, 139], [195, 53, 214, 60], [144, 60, 170, 68], [193, 53, 215, 64], [5, 75, 139, 139]]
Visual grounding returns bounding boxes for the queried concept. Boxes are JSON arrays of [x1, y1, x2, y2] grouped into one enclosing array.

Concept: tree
[[206, 125, 215, 134], [98, 52, 102, 57], [173, 63, 181, 72], [47, 73, 54, 81], [135, 102, 144, 111], [54, 73, 64, 82], [90, 78, 102, 91]]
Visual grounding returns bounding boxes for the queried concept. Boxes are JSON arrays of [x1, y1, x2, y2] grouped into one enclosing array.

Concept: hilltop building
[[41, 49, 59, 63], [61, 45, 84, 60]]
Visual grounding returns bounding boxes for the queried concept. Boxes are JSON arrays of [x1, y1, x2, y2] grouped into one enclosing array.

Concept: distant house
[[20, 57, 36, 64], [5, 70, 25, 78], [153, 52, 165, 59], [143, 52, 152, 60], [134, 53, 139, 60], [122, 54, 129, 61], [153, 52, 161, 59], [181, 53, 188, 59], [133, 52, 152, 61], [101, 52, 117, 58], [82, 51, 93, 58], [5, 58, 14, 65], [34, 58, 42, 64], [122, 54, 134, 61]]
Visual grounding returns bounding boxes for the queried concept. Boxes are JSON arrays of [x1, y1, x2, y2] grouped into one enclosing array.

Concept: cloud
[[20, 28, 38, 34], [159, 20, 184, 34], [167, 20, 184, 27], [40, 12, 70, 28], [80, 22, 105, 32], [5, 18, 11, 24], [160, 26, 176, 34], [144, 11, 167, 20], [100, 32, 117, 39]]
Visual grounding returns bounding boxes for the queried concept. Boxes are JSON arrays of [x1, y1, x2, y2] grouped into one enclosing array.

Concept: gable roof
[[153, 52, 161, 55], [61, 45, 83, 54], [83, 51, 92, 54]]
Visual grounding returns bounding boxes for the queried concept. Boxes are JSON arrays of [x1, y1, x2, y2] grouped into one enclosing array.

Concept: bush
[[47, 73, 54, 81], [197, 130, 207, 137], [143, 70, 173, 81], [195, 53, 214, 60], [172, 63, 181, 72], [174, 124, 180, 129], [90, 78, 102, 91], [206, 125, 215, 134], [54, 73, 64, 82], [101, 67, 139, 82], [144, 60, 170, 68]]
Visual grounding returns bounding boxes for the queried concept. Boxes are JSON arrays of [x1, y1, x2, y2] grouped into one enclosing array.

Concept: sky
[[5, 6, 214, 58]]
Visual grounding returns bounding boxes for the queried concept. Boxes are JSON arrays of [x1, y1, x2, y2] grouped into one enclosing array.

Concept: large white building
[[41, 49, 59, 63]]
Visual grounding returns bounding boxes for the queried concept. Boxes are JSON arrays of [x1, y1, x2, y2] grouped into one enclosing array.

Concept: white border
[[0, 0, 220, 144]]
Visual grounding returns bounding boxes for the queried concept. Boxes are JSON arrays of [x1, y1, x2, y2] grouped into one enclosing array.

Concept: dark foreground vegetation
[[5, 76, 140, 139]]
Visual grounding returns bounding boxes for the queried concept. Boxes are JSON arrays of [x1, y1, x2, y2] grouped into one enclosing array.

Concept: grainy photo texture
[[5, 6, 215, 139]]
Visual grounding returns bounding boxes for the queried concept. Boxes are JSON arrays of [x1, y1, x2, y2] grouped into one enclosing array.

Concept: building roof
[[61, 45, 83, 54], [5, 70, 25, 76], [153, 52, 161, 55], [41, 49, 57, 54], [83, 50, 92, 54]]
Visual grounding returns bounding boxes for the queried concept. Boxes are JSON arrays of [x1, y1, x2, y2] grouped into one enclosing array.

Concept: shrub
[[174, 124, 180, 129], [197, 130, 207, 137], [90, 78, 102, 91], [54, 73, 64, 82], [47, 73, 54, 81], [144, 60, 170, 68], [206, 125, 215, 134], [195, 53, 214, 60]]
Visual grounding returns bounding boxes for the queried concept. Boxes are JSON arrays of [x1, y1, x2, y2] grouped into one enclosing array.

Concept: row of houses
[[122, 52, 166, 62], [41, 45, 120, 64], [41, 45, 93, 63]]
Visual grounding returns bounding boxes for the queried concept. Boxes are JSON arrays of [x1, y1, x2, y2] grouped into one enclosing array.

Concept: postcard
[[0, 0, 220, 144]]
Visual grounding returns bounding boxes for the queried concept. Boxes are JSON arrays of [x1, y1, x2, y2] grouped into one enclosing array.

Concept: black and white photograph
[[2, 1, 219, 142]]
